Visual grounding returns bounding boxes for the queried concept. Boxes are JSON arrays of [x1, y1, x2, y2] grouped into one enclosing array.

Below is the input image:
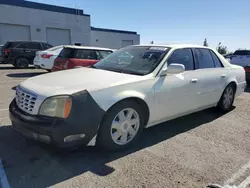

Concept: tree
[[150, 41, 154, 44], [216, 42, 228, 55], [203, 38, 208, 47]]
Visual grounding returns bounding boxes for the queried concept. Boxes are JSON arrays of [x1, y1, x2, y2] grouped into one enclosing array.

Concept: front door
[[152, 48, 200, 123]]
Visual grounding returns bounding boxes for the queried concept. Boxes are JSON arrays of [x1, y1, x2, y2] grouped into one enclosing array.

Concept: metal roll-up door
[[46, 28, 71, 46]]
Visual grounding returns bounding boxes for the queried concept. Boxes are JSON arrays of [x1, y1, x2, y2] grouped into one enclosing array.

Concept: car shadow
[[0, 108, 229, 188], [0, 66, 36, 70], [7, 72, 45, 78]]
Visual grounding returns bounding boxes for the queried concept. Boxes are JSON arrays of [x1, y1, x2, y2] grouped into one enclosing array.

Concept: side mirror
[[160, 63, 185, 76]]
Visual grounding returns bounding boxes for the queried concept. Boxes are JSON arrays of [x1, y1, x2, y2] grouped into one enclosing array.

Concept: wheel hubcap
[[223, 87, 234, 109], [110, 108, 140, 145]]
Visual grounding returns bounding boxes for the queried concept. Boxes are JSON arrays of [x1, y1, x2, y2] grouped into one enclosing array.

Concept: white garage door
[[46, 28, 71, 46], [122, 40, 133, 47], [0, 24, 31, 44]]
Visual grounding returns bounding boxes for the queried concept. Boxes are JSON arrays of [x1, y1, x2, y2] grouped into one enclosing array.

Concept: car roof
[[133, 44, 213, 49], [6, 41, 44, 43], [63, 45, 114, 51]]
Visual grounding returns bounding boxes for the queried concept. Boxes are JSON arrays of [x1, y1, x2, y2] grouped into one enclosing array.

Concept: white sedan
[[9, 44, 247, 151], [33, 45, 63, 71]]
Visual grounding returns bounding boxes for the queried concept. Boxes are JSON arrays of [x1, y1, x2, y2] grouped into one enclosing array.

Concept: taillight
[[41, 54, 53, 59], [4, 49, 9, 55]]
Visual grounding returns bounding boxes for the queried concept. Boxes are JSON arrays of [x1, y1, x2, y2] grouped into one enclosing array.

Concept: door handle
[[221, 74, 226, 78], [190, 79, 198, 83]]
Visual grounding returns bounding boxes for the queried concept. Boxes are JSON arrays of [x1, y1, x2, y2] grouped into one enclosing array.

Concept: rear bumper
[[9, 90, 105, 149], [235, 81, 247, 97], [2, 56, 15, 64]]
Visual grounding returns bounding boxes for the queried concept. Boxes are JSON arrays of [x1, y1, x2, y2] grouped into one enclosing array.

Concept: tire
[[217, 83, 236, 112], [14, 57, 29, 69], [97, 100, 145, 151]]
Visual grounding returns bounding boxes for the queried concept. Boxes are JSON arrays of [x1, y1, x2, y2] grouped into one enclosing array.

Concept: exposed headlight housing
[[39, 96, 72, 118]]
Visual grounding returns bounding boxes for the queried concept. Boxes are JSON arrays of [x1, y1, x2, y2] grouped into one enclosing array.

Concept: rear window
[[58, 48, 99, 60], [15, 43, 28, 49]]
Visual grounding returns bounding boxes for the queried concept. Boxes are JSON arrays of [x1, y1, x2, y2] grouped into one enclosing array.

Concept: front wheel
[[217, 84, 236, 112], [97, 101, 145, 151]]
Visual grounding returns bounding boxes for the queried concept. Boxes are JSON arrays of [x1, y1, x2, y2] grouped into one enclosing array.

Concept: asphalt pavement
[[0, 64, 249, 188]]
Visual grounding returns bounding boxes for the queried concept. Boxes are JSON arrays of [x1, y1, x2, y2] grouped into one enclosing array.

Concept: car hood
[[20, 67, 146, 97]]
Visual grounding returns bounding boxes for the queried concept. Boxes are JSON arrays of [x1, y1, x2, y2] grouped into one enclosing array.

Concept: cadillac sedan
[[9, 44, 247, 151]]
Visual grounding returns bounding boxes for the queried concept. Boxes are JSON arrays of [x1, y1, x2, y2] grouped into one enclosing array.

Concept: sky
[[30, 0, 250, 52]]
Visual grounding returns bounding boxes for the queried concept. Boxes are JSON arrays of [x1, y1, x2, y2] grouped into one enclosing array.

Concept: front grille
[[16, 86, 37, 114]]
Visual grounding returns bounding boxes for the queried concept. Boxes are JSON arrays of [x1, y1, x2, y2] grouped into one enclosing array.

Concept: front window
[[93, 46, 169, 75]]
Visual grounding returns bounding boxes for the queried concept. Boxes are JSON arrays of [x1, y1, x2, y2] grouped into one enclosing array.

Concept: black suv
[[1, 41, 53, 68]]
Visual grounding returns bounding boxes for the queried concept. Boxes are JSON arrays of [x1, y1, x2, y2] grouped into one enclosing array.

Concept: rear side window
[[210, 51, 223, 67], [27, 42, 42, 50], [194, 48, 214, 69], [77, 50, 98, 60], [58, 48, 98, 60], [98, 50, 113, 59], [42, 43, 53, 50], [15, 43, 28, 49], [58, 48, 72, 58], [167, 48, 194, 71]]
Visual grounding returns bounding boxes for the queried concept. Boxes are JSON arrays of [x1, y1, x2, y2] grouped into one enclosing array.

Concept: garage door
[[0, 24, 31, 45], [122, 40, 133, 47], [46, 28, 71, 46]]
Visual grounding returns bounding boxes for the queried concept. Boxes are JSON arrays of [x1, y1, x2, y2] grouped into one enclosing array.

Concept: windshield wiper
[[96, 67, 144, 76]]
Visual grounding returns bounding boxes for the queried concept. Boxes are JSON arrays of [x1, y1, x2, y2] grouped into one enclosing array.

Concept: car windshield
[[93, 46, 169, 75]]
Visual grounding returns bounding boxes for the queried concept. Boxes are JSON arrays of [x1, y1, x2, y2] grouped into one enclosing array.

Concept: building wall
[[91, 30, 140, 49], [0, 4, 91, 46]]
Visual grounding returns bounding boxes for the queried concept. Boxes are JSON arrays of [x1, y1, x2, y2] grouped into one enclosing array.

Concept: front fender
[[90, 89, 151, 112]]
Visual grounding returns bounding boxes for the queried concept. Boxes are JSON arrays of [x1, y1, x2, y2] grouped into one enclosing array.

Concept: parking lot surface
[[0, 64, 250, 188]]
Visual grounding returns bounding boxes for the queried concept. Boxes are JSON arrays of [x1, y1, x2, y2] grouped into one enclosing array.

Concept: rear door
[[26, 42, 43, 59], [192, 48, 228, 108], [12, 42, 29, 58]]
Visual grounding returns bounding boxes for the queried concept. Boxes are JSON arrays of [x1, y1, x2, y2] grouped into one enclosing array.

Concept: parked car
[[226, 50, 250, 84], [33, 45, 63, 71], [0, 44, 3, 63], [52, 45, 113, 71], [1, 41, 53, 68], [9, 45, 246, 151]]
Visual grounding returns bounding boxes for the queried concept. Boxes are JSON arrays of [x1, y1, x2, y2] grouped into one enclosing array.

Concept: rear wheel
[[14, 57, 29, 69], [217, 84, 236, 112], [97, 101, 145, 151]]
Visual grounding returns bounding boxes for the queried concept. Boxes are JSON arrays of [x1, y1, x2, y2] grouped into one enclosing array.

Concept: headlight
[[39, 96, 72, 118]]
